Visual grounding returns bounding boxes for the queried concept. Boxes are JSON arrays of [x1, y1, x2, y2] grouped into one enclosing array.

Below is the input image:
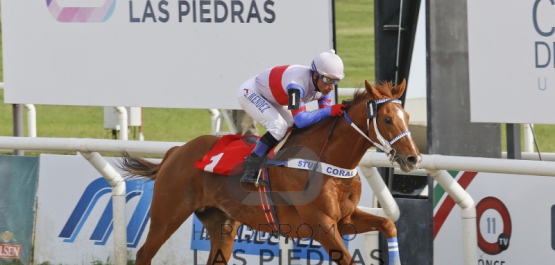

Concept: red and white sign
[[434, 171, 555, 264], [0, 244, 22, 259]]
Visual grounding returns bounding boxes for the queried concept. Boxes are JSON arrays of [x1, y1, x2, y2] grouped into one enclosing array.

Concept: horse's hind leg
[[195, 207, 239, 265], [340, 208, 401, 265], [134, 188, 196, 265]]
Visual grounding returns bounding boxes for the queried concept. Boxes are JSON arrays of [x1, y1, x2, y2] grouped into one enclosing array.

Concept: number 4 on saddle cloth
[[193, 134, 357, 178]]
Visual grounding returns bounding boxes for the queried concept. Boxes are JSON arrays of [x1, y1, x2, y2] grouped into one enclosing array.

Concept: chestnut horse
[[120, 80, 421, 265]]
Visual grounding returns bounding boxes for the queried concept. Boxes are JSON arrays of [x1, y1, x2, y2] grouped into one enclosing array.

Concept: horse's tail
[[119, 146, 180, 180]]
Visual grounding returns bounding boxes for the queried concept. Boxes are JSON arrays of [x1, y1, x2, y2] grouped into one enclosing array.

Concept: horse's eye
[[384, 117, 393, 124]]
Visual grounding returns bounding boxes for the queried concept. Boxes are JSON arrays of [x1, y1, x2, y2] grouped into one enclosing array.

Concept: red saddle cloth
[[194, 134, 260, 176]]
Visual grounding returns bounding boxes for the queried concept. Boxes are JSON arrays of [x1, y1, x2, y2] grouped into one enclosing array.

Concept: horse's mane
[[343, 81, 396, 110]]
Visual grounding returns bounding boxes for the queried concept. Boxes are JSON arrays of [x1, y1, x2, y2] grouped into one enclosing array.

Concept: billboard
[[434, 171, 555, 264], [1, 0, 334, 109], [0, 156, 39, 265], [467, 0, 555, 124], [33, 154, 193, 264], [34, 154, 380, 264]]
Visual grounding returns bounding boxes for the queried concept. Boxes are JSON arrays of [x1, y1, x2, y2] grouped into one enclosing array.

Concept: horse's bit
[[343, 98, 411, 162]]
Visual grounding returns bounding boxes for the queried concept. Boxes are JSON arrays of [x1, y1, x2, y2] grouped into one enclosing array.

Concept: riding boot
[[240, 152, 267, 186]]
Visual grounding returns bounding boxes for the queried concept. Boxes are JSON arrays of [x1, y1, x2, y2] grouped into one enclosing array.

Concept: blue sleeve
[[318, 93, 332, 109], [293, 106, 333, 128], [286, 83, 305, 98]]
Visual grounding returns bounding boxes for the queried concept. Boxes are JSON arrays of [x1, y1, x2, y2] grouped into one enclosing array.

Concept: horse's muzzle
[[395, 153, 421, 172]]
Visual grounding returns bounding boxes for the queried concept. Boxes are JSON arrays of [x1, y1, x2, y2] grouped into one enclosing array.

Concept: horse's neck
[[283, 115, 373, 169]]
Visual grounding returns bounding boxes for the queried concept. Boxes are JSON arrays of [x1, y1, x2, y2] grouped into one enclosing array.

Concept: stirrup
[[240, 169, 267, 187]]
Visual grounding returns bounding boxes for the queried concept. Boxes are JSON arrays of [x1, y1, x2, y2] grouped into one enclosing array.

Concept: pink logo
[[46, 0, 116, 23]]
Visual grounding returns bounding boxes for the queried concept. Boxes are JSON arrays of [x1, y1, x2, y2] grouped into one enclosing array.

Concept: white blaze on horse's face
[[388, 105, 421, 172], [393, 105, 409, 130]]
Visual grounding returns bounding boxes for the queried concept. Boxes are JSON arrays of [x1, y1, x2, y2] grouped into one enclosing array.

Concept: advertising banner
[[2, 0, 333, 109], [434, 171, 555, 264], [34, 154, 380, 264], [34, 154, 193, 264], [468, 0, 555, 124], [0, 156, 40, 265]]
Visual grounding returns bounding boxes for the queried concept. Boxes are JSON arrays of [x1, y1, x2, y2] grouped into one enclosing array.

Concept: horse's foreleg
[[340, 208, 401, 265], [195, 208, 239, 265], [306, 219, 352, 265]]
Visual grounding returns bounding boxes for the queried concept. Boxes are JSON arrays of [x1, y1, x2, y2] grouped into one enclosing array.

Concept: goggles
[[319, 74, 341, 85]]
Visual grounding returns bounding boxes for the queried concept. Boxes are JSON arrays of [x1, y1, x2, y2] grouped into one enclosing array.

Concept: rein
[[343, 98, 411, 161], [303, 116, 340, 194], [260, 117, 341, 236]]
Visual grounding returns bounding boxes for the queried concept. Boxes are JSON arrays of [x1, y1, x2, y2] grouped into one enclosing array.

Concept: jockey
[[237, 49, 346, 186]]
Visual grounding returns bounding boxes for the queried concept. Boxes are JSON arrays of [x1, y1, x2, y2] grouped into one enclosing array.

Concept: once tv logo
[[59, 178, 153, 248], [46, 0, 116, 23]]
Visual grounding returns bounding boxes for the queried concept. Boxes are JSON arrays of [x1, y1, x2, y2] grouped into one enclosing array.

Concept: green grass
[[336, 0, 375, 88], [500, 124, 555, 153], [1, 0, 555, 153], [0, 92, 213, 142]]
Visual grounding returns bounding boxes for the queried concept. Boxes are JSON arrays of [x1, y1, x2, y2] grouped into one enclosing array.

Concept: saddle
[[194, 131, 356, 179], [193, 131, 292, 176]]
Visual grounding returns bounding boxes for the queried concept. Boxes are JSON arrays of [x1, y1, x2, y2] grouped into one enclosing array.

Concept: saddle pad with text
[[194, 134, 259, 176]]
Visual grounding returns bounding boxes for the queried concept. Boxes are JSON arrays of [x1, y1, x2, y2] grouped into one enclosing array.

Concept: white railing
[[2, 136, 555, 265], [113, 107, 128, 140], [23, 104, 36, 137]]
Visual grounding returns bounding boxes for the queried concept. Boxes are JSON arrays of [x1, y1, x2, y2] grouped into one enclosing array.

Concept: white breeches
[[237, 78, 294, 141]]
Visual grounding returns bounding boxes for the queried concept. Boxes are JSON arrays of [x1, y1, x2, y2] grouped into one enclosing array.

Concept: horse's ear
[[365, 80, 380, 99], [392, 79, 407, 98]]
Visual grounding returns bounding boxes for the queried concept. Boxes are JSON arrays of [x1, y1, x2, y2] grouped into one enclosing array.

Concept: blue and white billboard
[[34, 154, 193, 264], [33, 154, 380, 264]]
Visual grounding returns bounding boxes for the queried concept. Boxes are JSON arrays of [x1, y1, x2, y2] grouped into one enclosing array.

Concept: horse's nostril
[[407, 155, 418, 165]]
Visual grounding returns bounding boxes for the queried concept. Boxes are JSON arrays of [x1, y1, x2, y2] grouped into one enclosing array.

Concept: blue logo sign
[[59, 178, 153, 248]]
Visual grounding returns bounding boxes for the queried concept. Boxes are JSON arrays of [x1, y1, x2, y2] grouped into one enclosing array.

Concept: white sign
[[34, 154, 378, 264], [34, 154, 195, 264], [434, 171, 555, 264], [1, 0, 333, 109], [467, 0, 555, 124]]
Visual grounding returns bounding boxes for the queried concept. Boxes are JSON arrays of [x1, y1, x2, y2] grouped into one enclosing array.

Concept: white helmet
[[311, 49, 345, 80]]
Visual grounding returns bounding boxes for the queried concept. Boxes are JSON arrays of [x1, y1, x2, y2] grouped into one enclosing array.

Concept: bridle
[[343, 98, 411, 162], [299, 97, 411, 192]]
